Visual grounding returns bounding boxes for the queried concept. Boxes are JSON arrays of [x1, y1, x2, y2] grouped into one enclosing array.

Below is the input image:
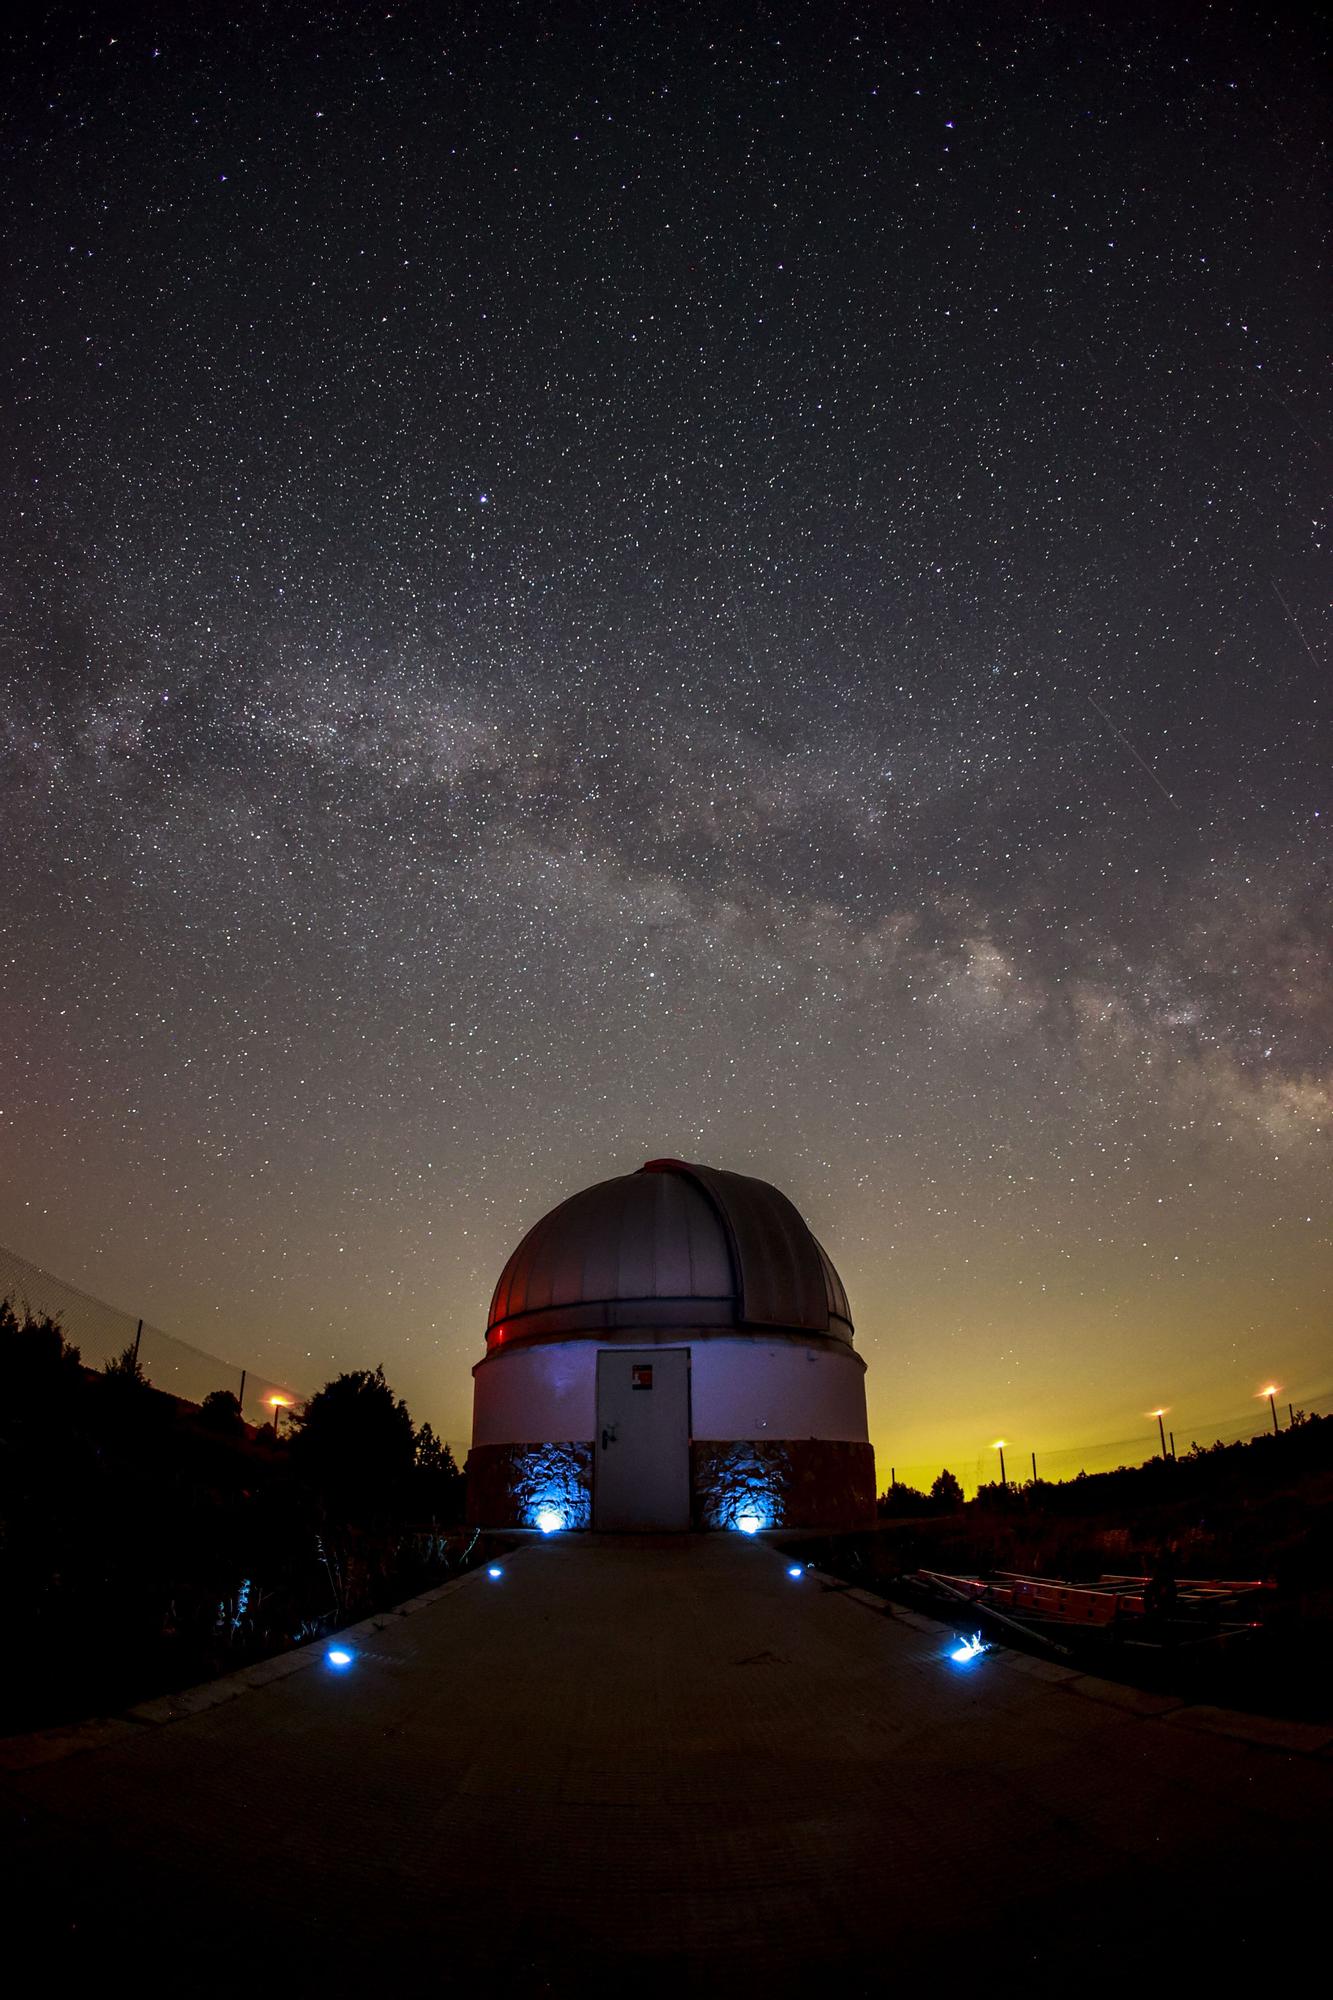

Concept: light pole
[[1148, 1408, 1169, 1459], [267, 1393, 292, 1440], [1258, 1385, 1281, 1436], [992, 1440, 1007, 1488]]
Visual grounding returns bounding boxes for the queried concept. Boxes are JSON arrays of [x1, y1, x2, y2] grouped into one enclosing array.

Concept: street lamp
[[1147, 1408, 1170, 1459], [267, 1393, 292, 1440], [992, 1440, 1007, 1488], [1257, 1385, 1281, 1436]]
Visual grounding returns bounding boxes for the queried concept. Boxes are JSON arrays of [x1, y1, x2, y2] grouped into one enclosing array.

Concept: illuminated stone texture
[[469, 1436, 874, 1531], [466, 1441, 592, 1530], [691, 1439, 876, 1532]]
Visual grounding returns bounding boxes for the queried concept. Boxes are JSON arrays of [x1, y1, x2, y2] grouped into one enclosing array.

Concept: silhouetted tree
[[199, 1388, 244, 1435], [0, 1299, 84, 1409], [930, 1468, 965, 1513], [1, 1311, 482, 1734], [102, 1342, 148, 1385], [289, 1364, 416, 1522], [414, 1422, 466, 1522], [96, 1339, 164, 1437], [878, 1480, 932, 1518]]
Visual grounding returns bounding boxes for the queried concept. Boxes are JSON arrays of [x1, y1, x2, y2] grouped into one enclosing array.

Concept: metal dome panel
[[485, 1159, 854, 1349]]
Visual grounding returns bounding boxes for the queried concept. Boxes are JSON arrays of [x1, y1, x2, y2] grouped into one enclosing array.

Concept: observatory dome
[[469, 1158, 875, 1534], [486, 1158, 853, 1350]]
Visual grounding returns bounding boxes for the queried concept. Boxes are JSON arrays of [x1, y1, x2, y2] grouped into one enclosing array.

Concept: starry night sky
[[2, 2, 1328, 1483]]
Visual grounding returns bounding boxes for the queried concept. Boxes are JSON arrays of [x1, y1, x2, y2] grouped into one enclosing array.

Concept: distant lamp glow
[[736, 1513, 762, 1536], [1147, 1407, 1170, 1457], [534, 1507, 563, 1535], [487, 1566, 502, 1579], [950, 1633, 987, 1665], [991, 1439, 1007, 1487], [326, 1648, 353, 1669], [1257, 1385, 1282, 1435], [267, 1392, 294, 1440]]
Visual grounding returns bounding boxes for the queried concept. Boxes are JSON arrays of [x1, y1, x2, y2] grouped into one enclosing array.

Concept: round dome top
[[486, 1159, 853, 1351]]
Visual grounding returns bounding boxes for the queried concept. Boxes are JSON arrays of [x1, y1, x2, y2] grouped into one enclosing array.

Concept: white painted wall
[[472, 1333, 869, 1447], [691, 1338, 869, 1441], [473, 1338, 598, 1445]]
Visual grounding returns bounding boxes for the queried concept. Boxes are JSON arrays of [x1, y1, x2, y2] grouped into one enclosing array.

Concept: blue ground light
[[487, 1566, 503, 1579], [326, 1648, 354, 1670]]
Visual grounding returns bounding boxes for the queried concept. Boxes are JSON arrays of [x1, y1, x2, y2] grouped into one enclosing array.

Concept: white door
[[594, 1348, 691, 1530]]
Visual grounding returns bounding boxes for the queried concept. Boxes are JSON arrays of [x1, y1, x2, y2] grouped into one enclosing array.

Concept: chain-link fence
[[0, 1240, 306, 1427], [882, 1383, 1333, 1497]]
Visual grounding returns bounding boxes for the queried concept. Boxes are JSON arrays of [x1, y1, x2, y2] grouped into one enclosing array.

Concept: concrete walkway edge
[[0, 1542, 544, 1774], [797, 1556, 1333, 1758], [3, 1537, 1329, 1773]]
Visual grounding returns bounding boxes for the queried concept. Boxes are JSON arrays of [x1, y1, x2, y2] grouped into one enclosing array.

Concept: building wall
[[465, 1435, 876, 1532], [690, 1439, 876, 1531], [691, 1338, 869, 1442], [471, 1331, 869, 1447], [468, 1332, 876, 1530], [467, 1440, 594, 1531]]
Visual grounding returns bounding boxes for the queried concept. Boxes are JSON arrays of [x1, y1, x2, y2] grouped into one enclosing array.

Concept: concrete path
[[2, 1535, 1327, 1993]]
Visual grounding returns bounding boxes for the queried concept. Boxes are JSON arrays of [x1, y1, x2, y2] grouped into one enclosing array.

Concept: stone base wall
[[466, 1440, 593, 1530], [690, 1439, 876, 1532], [468, 1436, 876, 1532]]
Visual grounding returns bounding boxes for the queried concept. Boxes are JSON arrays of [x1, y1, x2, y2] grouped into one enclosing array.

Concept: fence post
[[132, 1318, 143, 1365]]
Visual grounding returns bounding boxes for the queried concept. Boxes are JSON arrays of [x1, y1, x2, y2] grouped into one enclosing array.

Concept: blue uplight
[[735, 1513, 762, 1536], [487, 1565, 503, 1579], [534, 1508, 563, 1535], [949, 1633, 987, 1665], [787, 1565, 803, 1579], [326, 1647, 353, 1669]]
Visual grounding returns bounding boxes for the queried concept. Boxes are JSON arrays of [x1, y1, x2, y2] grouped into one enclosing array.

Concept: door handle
[[601, 1426, 617, 1449]]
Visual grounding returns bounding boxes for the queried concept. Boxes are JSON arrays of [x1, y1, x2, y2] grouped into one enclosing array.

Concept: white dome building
[[468, 1159, 875, 1531]]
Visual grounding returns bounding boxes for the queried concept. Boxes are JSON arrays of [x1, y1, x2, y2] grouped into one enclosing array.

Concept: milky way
[[2, 4, 1328, 1484]]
